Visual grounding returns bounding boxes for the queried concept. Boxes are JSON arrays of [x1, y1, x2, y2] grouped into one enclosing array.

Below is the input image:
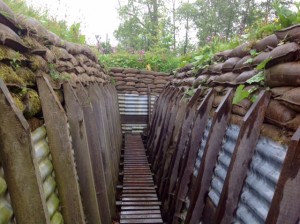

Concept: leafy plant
[[10, 52, 21, 71], [246, 71, 265, 85], [184, 87, 196, 98], [233, 85, 258, 105], [256, 57, 272, 70]]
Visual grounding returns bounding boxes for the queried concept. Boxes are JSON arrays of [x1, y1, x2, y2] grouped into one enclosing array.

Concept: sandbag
[[182, 77, 195, 87], [265, 100, 296, 124], [233, 55, 252, 72], [266, 42, 300, 68], [276, 87, 300, 112], [270, 87, 293, 97], [235, 70, 259, 84], [0, 63, 25, 87], [232, 98, 252, 116], [0, 1, 20, 33], [208, 63, 223, 74], [0, 23, 29, 52], [260, 124, 291, 144], [252, 51, 271, 66], [212, 94, 224, 108], [222, 57, 241, 72], [253, 34, 278, 52], [29, 55, 49, 72], [213, 50, 232, 62], [229, 43, 251, 58], [50, 46, 72, 61], [275, 24, 300, 43], [213, 72, 239, 84], [285, 114, 300, 131], [265, 62, 300, 87], [193, 75, 208, 87]]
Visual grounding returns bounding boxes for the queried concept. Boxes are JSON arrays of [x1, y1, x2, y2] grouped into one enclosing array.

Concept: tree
[[115, 0, 169, 50], [177, 1, 196, 54]]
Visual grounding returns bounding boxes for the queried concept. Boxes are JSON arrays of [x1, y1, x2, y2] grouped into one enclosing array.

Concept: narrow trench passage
[[117, 134, 163, 224]]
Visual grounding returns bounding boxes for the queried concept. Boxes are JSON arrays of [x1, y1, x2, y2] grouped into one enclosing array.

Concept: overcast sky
[[27, 0, 120, 45]]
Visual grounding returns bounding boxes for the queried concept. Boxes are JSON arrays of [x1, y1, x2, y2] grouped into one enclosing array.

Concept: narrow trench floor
[[117, 133, 163, 224]]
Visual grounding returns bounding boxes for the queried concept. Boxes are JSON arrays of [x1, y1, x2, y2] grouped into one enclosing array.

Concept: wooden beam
[[266, 127, 300, 224], [63, 82, 102, 224], [76, 84, 112, 224], [213, 90, 270, 224], [172, 89, 214, 224], [0, 80, 50, 224], [184, 88, 233, 224], [37, 76, 85, 224]]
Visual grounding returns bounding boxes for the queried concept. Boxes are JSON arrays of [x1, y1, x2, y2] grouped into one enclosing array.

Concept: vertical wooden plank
[[76, 84, 112, 224], [172, 89, 214, 224], [0, 80, 50, 224], [36, 76, 85, 224], [184, 88, 233, 224], [148, 85, 151, 129], [63, 83, 102, 224], [266, 128, 300, 224], [213, 90, 270, 224], [88, 84, 116, 217]]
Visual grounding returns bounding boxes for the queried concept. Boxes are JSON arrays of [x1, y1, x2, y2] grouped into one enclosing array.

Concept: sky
[[27, 0, 121, 45]]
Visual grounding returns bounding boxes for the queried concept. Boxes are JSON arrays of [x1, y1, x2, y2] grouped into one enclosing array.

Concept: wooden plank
[[120, 218, 163, 223], [63, 83, 102, 224], [266, 127, 300, 224], [88, 84, 116, 216], [122, 198, 158, 201], [0, 80, 50, 223], [121, 214, 162, 219], [36, 75, 85, 223], [171, 89, 214, 223], [117, 202, 161, 206], [121, 206, 160, 210], [76, 84, 112, 224], [121, 210, 161, 215], [121, 115, 148, 124], [213, 90, 270, 224], [184, 88, 233, 224]]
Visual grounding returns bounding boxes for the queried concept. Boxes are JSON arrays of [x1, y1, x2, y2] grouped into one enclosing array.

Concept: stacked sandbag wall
[[109, 67, 171, 95], [0, 1, 122, 224], [147, 25, 300, 224]]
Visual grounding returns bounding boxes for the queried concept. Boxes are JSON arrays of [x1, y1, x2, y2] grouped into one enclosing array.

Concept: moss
[[12, 94, 25, 112], [23, 89, 42, 118], [0, 63, 25, 87], [29, 55, 48, 72], [16, 67, 36, 85], [0, 45, 26, 61]]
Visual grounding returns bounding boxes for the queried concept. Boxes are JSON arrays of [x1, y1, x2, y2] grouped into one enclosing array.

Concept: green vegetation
[[4, 0, 86, 44], [99, 49, 180, 73]]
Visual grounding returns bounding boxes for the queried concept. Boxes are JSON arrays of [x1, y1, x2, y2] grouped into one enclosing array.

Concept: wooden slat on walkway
[[118, 134, 163, 224]]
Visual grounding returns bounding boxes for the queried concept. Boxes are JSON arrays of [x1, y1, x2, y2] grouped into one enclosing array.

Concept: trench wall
[[109, 68, 172, 133], [0, 1, 122, 224], [147, 26, 300, 224]]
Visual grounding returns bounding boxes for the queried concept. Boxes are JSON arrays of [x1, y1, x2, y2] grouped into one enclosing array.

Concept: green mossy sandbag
[[23, 89, 42, 118], [0, 63, 25, 87], [16, 67, 35, 86]]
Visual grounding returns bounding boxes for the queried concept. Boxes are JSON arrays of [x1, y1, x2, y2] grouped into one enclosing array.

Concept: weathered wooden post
[[37, 75, 85, 224], [0, 80, 50, 224]]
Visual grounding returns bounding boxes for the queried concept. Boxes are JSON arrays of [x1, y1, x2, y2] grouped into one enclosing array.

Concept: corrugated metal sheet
[[233, 136, 287, 224], [208, 124, 240, 206], [31, 126, 64, 224], [193, 118, 212, 177], [118, 94, 156, 115], [118, 94, 157, 133], [0, 166, 14, 223]]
